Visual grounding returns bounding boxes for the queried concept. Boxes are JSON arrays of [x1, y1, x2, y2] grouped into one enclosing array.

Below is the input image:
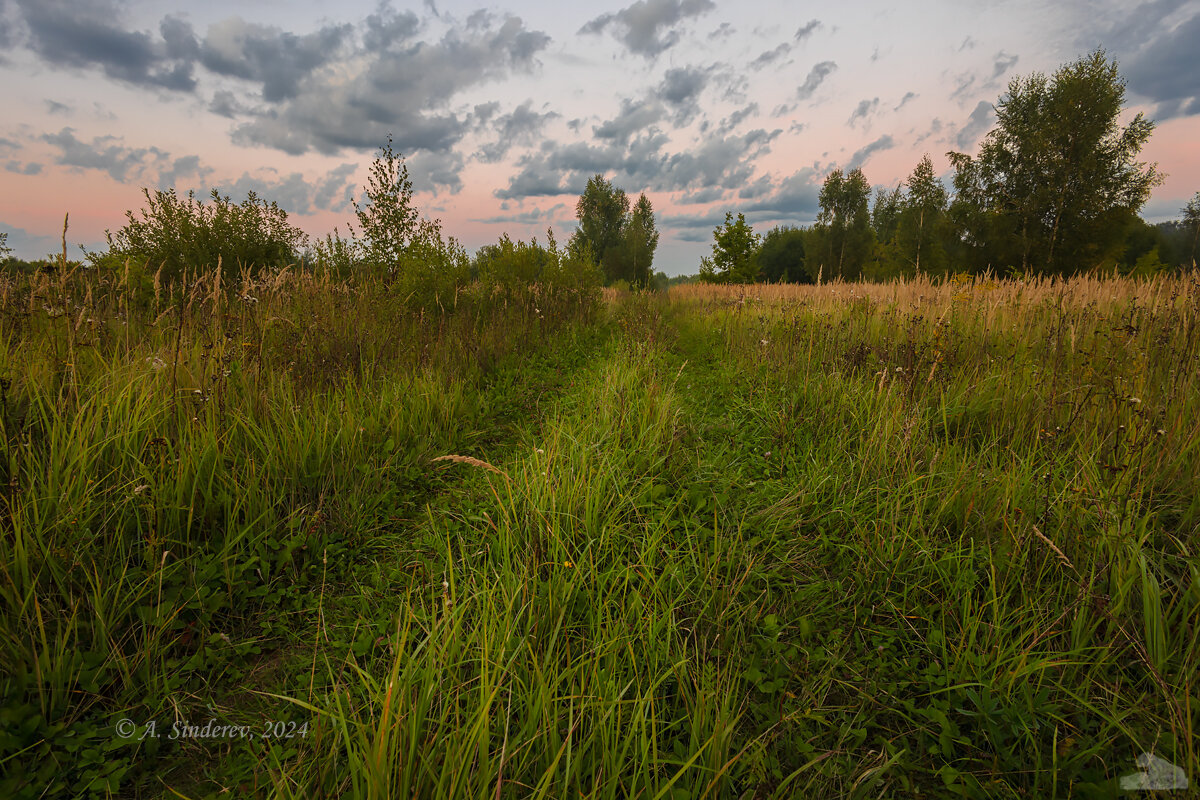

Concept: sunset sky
[[1, 0, 1197, 274]]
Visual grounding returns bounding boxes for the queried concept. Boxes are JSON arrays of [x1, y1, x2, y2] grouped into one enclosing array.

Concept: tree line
[[699, 50, 1199, 284]]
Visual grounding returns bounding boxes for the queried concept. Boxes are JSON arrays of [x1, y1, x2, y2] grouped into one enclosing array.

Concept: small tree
[[352, 135, 420, 281], [702, 212, 761, 284]]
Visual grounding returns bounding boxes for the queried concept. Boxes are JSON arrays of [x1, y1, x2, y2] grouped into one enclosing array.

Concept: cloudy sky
[[1, 0, 1197, 274]]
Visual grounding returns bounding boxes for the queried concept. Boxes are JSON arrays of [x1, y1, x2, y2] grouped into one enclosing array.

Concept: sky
[[0, 0, 1197, 275]]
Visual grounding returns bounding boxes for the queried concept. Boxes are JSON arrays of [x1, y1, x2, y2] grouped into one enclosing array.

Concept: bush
[[92, 188, 309, 286], [476, 231, 602, 316]]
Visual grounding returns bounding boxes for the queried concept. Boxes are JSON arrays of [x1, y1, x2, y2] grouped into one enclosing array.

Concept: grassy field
[[1, 264, 1197, 798]]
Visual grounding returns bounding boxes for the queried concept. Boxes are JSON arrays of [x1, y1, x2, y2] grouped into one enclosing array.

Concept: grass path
[[184, 290, 1194, 798]]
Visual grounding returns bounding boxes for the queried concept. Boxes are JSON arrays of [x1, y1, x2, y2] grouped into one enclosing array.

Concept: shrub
[[92, 188, 309, 286]]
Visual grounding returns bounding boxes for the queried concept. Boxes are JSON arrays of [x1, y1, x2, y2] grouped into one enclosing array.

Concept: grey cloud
[[15, 0, 197, 91], [1124, 9, 1200, 119], [846, 135, 894, 170], [958, 36, 975, 52], [750, 43, 791, 70], [796, 61, 837, 101], [593, 98, 665, 144], [0, 222, 81, 260], [472, 204, 565, 225], [156, 154, 211, 190], [210, 171, 315, 215], [847, 98, 879, 127], [661, 210, 727, 241], [794, 19, 821, 42], [233, 14, 550, 157], [718, 103, 759, 134], [472, 102, 501, 128], [200, 18, 352, 102], [579, 0, 716, 58], [476, 101, 560, 162], [400, 148, 466, 194], [496, 127, 777, 201], [894, 92, 917, 111], [914, 117, 943, 144], [312, 163, 357, 212], [209, 90, 245, 118], [362, 4, 420, 51], [42, 127, 165, 181], [1100, 0, 1192, 53], [590, 64, 710, 144], [950, 74, 976, 105], [45, 99, 71, 115], [660, 65, 711, 124], [661, 128, 778, 191], [6, 160, 42, 175], [707, 22, 734, 41], [494, 161, 579, 200], [955, 100, 994, 150], [676, 186, 726, 204], [737, 173, 773, 200], [741, 168, 821, 219], [660, 66, 709, 105], [991, 51, 1018, 81]]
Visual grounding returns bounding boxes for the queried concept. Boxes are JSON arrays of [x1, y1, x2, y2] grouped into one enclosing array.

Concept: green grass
[[2, 267, 1197, 798]]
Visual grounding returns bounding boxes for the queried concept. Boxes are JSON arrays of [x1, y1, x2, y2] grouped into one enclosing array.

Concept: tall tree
[[618, 193, 659, 287], [871, 185, 903, 246], [896, 154, 949, 275], [757, 225, 809, 283], [947, 49, 1162, 275], [569, 175, 630, 283], [813, 168, 874, 280]]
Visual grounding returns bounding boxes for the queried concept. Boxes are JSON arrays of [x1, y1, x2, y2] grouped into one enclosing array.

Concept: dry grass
[[667, 270, 1200, 318]]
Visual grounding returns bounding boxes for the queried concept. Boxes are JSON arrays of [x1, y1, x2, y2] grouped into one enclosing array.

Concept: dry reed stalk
[[1031, 524, 1075, 571], [431, 454, 509, 479]]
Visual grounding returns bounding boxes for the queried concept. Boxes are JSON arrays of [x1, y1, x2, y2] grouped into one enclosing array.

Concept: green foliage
[[476, 229, 602, 314], [895, 154, 950, 276], [756, 225, 810, 283], [1183, 191, 1200, 267], [93, 187, 308, 285], [871, 186, 903, 246], [352, 135, 420, 280], [0, 231, 10, 259], [569, 177, 660, 286], [947, 49, 1162, 275], [307, 227, 359, 279], [812, 168, 875, 280], [701, 212, 761, 284], [569, 174, 629, 281], [607, 193, 659, 287]]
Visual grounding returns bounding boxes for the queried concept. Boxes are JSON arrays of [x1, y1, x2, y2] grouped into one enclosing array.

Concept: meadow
[[1, 259, 1197, 798]]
